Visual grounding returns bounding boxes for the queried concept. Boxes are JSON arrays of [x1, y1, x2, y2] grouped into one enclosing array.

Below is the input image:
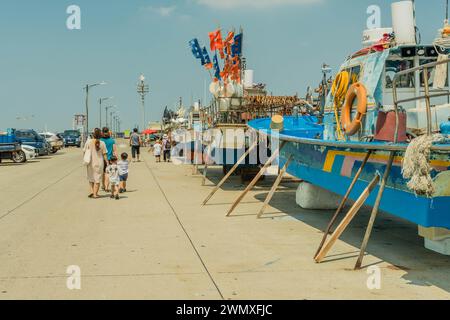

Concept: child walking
[[106, 156, 120, 200], [153, 140, 162, 163], [118, 152, 129, 193]]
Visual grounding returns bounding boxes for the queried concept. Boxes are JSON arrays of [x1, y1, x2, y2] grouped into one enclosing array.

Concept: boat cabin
[[324, 45, 450, 141]]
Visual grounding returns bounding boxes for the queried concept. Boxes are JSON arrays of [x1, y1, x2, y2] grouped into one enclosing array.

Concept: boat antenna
[[446, 0, 449, 23], [411, 0, 421, 44]]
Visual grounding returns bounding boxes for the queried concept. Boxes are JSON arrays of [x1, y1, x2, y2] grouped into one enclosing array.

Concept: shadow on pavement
[[251, 189, 450, 294]]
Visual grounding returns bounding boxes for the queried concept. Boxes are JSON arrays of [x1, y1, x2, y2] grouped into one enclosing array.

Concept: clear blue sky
[[0, 0, 445, 132]]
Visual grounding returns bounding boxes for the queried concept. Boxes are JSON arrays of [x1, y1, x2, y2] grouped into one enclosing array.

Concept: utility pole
[[105, 105, 116, 130], [83, 82, 107, 144], [99, 96, 113, 128], [110, 111, 114, 131], [137, 74, 149, 131], [85, 85, 89, 137]]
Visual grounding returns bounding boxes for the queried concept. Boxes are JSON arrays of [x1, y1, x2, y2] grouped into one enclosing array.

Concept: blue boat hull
[[249, 116, 450, 229]]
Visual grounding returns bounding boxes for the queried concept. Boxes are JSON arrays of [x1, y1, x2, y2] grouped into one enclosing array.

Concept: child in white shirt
[[106, 156, 120, 200], [118, 153, 129, 194], [153, 140, 162, 163]]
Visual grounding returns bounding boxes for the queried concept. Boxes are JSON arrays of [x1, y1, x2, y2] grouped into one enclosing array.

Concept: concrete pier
[[0, 142, 449, 299]]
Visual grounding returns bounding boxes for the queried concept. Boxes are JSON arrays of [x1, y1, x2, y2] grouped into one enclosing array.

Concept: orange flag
[[224, 31, 235, 56], [209, 29, 224, 52]]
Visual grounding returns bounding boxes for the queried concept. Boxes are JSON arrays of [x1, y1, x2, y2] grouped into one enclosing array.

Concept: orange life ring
[[340, 82, 367, 136]]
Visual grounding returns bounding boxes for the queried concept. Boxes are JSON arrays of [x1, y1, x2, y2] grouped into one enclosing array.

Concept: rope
[[331, 71, 349, 141], [402, 134, 446, 197], [433, 21, 450, 51]]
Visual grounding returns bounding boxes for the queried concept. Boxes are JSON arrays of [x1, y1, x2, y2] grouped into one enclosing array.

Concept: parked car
[[22, 145, 38, 161], [39, 132, 64, 154], [13, 129, 49, 156], [62, 130, 82, 148]]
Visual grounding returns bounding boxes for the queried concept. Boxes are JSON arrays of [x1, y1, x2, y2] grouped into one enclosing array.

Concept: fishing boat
[[248, 1, 450, 255]]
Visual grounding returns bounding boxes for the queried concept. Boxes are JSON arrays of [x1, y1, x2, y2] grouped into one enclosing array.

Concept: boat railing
[[392, 57, 450, 142]]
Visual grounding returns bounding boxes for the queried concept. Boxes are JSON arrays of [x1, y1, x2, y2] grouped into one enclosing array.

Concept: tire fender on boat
[[341, 82, 367, 136]]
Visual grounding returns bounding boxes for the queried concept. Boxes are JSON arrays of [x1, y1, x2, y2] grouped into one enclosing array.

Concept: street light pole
[[99, 96, 114, 128], [85, 85, 89, 138], [83, 81, 107, 144], [110, 111, 115, 131], [105, 105, 117, 130], [137, 74, 149, 132], [113, 115, 120, 137]]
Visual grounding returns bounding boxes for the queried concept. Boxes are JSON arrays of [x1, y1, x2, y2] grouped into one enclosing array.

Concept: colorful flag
[[202, 47, 212, 69], [209, 29, 224, 52], [231, 58, 241, 82], [231, 33, 243, 57], [220, 56, 233, 81], [213, 53, 221, 80], [224, 31, 235, 56], [189, 38, 203, 59]]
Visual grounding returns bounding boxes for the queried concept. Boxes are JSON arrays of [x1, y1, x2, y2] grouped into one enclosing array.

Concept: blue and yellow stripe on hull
[[279, 142, 450, 229]]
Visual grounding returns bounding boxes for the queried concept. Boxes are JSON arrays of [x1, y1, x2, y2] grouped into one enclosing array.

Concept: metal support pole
[[257, 154, 293, 219], [315, 173, 381, 263], [99, 98, 102, 128], [314, 150, 373, 258], [202, 140, 259, 205], [423, 67, 432, 136], [137, 74, 149, 132], [354, 152, 396, 270], [227, 141, 287, 217], [85, 85, 89, 144]]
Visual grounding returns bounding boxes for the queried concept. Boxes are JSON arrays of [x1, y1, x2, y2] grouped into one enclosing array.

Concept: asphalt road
[[0, 143, 449, 299]]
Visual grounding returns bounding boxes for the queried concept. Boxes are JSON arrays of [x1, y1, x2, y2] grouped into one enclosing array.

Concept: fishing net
[[402, 134, 446, 197]]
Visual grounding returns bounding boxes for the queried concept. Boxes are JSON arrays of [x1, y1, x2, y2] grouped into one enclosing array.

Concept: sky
[[0, 0, 446, 132]]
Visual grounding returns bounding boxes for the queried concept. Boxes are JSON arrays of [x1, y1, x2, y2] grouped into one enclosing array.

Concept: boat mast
[[446, 0, 449, 23]]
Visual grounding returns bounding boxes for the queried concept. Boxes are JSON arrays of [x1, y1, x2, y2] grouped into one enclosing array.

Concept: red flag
[[224, 31, 235, 56], [230, 58, 241, 82], [209, 29, 224, 52]]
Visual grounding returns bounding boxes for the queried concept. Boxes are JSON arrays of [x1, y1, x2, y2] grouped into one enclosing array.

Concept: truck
[[0, 132, 27, 163], [13, 129, 50, 156]]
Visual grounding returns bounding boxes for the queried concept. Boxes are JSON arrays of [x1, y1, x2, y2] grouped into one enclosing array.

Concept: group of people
[[151, 134, 172, 163], [83, 127, 130, 200], [83, 127, 175, 199]]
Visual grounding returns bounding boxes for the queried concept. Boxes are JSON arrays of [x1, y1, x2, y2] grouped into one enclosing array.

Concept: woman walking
[[84, 128, 107, 199], [101, 127, 117, 191]]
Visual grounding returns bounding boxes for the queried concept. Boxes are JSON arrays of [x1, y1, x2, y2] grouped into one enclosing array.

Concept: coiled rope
[[331, 71, 349, 141], [433, 21, 450, 51], [402, 134, 446, 197]]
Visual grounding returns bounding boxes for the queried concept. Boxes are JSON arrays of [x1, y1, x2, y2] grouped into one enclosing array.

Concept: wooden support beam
[[202, 140, 258, 206], [257, 155, 293, 219], [314, 173, 381, 263], [314, 150, 373, 259], [227, 141, 287, 217], [354, 151, 396, 270]]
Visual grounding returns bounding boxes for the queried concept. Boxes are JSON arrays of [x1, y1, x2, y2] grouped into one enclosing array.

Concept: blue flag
[[213, 53, 221, 80], [189, 39, 203, 60], [231, 33, 243, 57], [202, 47, 211, 66]]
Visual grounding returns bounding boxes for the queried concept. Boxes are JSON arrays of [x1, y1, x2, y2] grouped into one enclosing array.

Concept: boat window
[[385, 60, 415, 88], [349, 65, 361, 85]]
